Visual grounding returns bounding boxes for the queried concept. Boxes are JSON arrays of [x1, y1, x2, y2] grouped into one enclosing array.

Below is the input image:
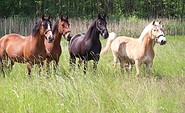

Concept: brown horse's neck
[[53, 30, 62, 45], [31, 34, 45, 48], [52, 25, 62, 45]]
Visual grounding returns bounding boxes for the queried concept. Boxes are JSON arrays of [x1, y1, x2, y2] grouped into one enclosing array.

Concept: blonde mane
[[138, 21, 161, 42], [138, 22, 153, 41]]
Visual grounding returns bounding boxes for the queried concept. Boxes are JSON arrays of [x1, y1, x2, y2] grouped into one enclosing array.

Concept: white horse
[[101, 21, 166, 76]]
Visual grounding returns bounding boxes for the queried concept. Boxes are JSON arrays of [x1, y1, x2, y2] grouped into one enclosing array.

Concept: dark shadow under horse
[[68, 14, 109, 74]]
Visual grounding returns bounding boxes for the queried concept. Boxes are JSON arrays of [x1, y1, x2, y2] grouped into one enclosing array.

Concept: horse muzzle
[[44, 30, 54, 43], [101, 29, 109, 39], [46, 36, 54, 43], [157, 35, 167, 45]]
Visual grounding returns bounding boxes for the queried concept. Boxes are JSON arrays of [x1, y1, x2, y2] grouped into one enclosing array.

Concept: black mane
[[32, 20, 41, 37], [52, 20, 59, 33], [32, 18, 51, 37], [89, 19, 97, 29]]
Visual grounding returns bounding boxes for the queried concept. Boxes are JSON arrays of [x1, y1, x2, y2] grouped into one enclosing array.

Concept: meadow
[[0, 32, 184, 113]]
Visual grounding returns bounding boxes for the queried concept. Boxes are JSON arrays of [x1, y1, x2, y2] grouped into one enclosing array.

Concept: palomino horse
[[101, 21, 166, 76], [68, 14, 109, 74], [0, 15, 53, 77], [45, 16, 70, 73]]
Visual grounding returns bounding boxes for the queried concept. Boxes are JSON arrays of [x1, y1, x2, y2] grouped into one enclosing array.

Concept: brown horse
[[45, 16, 70, 73], [101, 21, 166, 76], [0, 15, 53, 77]]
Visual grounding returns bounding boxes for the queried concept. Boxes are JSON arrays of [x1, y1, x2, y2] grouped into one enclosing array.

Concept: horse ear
[[103, 14, 107, 19], [159, 21, 161, 24], [60, 15, 63, 20], [65, 16, 68, 20], [152, 21, 155, 25], [47, 15, 51, 20], [98, 13, 102, 19], [41, 14, 45, 21]]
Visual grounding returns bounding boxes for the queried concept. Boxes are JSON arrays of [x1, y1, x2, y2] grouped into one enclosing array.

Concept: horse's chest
[[142, 54, 153, 63], [86, 41, 101, 54], [24, 46, 47, 62]]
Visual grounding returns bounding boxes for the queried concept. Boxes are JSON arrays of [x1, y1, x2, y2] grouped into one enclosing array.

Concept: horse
[[0, 15, 53, 77], [68, 14, 109, 74], [101, 21, 166, 76], [45, 16, 70, 74]]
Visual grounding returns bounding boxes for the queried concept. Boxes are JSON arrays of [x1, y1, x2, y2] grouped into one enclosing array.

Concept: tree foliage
[[0, 0, 184, 19]]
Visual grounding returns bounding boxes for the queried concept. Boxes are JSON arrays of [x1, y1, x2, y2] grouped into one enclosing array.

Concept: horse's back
[[111, 36, 133, 52], [113, 35, 147, 60], [0, 34, 26, 48], [0, 34, 27, 61], [69, 33, 85, 55], [70, 33, 85, 44]]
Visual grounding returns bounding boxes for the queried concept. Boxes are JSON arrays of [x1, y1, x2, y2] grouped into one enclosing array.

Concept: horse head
[[39, 15, 53, 43], [58, 16, 71, 40], [96, 13, 109, 38], [32, 15, 53, 43], [151, 21, 166, 45]]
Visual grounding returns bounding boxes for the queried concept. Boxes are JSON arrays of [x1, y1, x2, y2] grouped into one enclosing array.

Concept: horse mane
[[52, 20, 59, 33], [32, 20, 41, 37], [138, 22, 153, 41], [86, 19, 98, 34], [138, 21, 161, 41], [89, 19, 97, 28]]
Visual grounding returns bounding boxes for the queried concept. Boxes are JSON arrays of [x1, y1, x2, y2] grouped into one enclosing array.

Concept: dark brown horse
[[0, 15, 53, 77], [45, 16, 70, 73], [68, 14, 109, 74]]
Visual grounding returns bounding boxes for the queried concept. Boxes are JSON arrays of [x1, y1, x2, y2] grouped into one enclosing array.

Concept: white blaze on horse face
[[47, 24, 53, 38], [45, 23, 53, 43]]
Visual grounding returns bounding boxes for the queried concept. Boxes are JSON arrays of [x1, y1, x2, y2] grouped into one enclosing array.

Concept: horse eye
[[62, 24, 64, 27], [99, 22, 102, 25]]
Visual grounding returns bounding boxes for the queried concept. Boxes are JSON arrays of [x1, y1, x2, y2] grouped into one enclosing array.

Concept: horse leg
[[135, 60, 141, 76], [46, 58, 50, 75], [2, 58, 8, 68], [125, 59, 133, 76], [124, 61, 130, 75], [93, 60, 98, 71], [93, 55, 99, 71], [0, 58, 5, 77], [69, 54, 76, 71], [127, 61, 134, 75], [38, 61, 44, 76], [9, 60, 14, 70], [26, 62, 33, 78], [83, 60, 88, 74], [119, 57, 124, 74], [146, 62, 152, 76], [53, 58, 59, 74], [78, 58, 82, 69], [112, 54, 119, 76], [113, 52, 118, 68]]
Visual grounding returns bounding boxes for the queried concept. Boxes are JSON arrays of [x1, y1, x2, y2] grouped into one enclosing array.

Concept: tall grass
[[0, 35, 185, 113]]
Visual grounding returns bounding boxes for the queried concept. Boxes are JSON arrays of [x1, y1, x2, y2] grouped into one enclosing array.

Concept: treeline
[[0, 0, 184, 19]]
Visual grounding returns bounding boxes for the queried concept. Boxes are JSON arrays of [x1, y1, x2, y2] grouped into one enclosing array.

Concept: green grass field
[[0, 36, 185, 113]]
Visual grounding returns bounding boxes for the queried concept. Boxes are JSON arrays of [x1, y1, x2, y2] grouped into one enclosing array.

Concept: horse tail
[[101, 32, 117, 55]]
